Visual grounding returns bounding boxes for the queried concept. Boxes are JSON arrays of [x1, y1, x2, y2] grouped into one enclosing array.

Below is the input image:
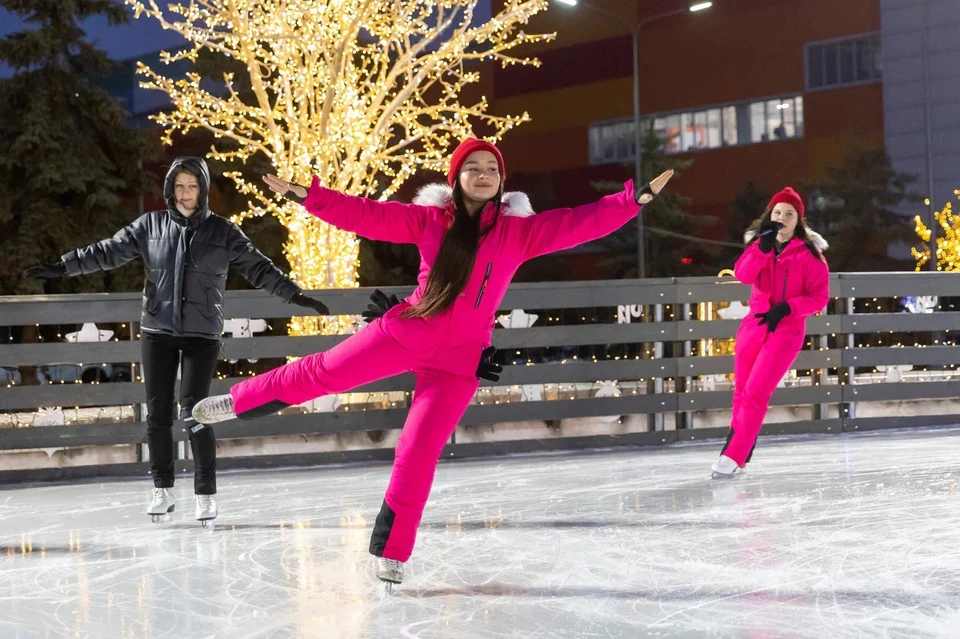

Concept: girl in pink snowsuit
[[193, 138, 675, 583], [711, 187, 830, 478]]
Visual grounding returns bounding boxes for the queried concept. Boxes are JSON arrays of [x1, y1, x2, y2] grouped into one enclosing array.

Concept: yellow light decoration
[[913, 191, 960, 272], [126, 0, 554, 335]]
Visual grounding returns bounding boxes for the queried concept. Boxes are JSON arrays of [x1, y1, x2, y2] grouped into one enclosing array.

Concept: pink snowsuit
[[722, 231, 830, 466], [229, 177, 642, 561]]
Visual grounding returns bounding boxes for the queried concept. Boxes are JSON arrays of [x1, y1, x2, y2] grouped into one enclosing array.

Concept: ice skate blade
[[148, 504, 175, 522], [711, 471, 742, 480]]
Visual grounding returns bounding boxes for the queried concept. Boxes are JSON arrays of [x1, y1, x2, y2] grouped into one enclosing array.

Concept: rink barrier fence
[[0, 273, 958, 481]]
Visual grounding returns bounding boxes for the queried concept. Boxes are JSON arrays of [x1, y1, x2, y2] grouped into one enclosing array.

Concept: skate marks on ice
[[0, 428, 958, 637]]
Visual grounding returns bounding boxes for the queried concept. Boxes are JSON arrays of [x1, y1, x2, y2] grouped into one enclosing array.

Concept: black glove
[[23, 259, 67, 280], [756, 220, 784, 253], [477, 346, 503, 383], [284, 183, 309, 204], [755, 302, 791, 333], [290, 292, 329, 314], [361, 289, 401, 323], [635, 182, 657, 205]]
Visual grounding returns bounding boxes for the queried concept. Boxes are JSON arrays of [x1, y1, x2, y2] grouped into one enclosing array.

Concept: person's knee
[[146, 418, 173, 434], [741, 388, 773, 411], [393, 446, 442, 476]]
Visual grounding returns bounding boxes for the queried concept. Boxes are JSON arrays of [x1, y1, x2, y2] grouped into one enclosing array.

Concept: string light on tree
[[913, 191, 959, 272], [127, 0, 554, 335]]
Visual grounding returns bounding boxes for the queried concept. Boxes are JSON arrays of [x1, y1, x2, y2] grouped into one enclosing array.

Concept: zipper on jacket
[[781, 268, 789, 302], [474, 262, 493, 309], [771, 254, 778, 303]]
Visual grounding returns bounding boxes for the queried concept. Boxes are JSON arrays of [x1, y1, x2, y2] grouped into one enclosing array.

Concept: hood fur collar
[[744, 227, 829, 251], [412, 183, 534, 218]]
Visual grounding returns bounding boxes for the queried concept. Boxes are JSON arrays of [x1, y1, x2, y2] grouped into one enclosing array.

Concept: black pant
[[142, 332, 220, 494]]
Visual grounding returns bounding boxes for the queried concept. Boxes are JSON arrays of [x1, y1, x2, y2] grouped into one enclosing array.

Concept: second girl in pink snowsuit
[[193, 138, 674, 583], [712, 187, 830, 478]]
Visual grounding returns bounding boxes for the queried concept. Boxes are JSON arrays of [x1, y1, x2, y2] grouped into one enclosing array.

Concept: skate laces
[[212, 395, 233, 415], [196, 494, 212, 509], [151, 488, 165, 502], [380, 558, 402, 571]]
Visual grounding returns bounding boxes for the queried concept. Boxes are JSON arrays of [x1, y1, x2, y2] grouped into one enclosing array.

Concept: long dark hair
[[401, 181, 502, 319], [747, 204, 822, 258]]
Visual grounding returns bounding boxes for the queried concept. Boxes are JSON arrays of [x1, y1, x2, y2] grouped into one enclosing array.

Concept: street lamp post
[[555, 0, 712, 278]]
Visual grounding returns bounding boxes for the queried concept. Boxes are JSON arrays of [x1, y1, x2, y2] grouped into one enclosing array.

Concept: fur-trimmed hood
[[412, 183, 535, 218], [744, 227, 829, 251]]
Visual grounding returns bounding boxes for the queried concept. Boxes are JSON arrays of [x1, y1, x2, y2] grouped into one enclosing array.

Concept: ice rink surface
[[1, 427, 958, 638]]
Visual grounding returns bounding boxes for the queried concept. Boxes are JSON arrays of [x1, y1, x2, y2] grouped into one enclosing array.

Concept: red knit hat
[[447, 138, 505, 187], [768, 187, 805, 218]]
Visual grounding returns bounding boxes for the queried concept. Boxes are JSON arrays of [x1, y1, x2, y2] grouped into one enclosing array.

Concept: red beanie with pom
[[447, 138, 505, 187], [768, 187, 805, 218]]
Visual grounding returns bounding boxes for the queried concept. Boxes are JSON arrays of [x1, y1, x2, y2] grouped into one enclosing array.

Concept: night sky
[[0, 2, 493, 78], [0, 5, 185, 77]]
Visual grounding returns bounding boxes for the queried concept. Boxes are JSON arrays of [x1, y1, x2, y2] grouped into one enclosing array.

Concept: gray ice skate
[[376, 557, 404, 591], [710, 454, 743, 479], [147, 488, 175, 522], [192, 394, 236, 424], [195, 494, 218, 527]]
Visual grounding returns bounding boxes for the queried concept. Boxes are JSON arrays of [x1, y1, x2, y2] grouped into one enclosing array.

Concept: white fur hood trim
[[744, 227, 829, 251], [412, 183, 534, 218]]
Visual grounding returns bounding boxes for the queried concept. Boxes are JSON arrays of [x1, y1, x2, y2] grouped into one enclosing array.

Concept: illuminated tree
[[128, 0, 553, 332], [913, 192, 959, 272]]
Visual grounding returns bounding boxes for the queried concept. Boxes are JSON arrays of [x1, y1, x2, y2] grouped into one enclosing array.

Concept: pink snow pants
[[722, 320, 805, 466], [229, 319, 479, 562]]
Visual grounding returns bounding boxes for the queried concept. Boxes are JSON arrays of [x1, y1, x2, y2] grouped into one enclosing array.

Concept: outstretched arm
[[512, 170, 674, 260], [264, 174, 427, 244], [227, 223, 301, 302], [60, 216, 148, 276], [227, 223, 330, 314]]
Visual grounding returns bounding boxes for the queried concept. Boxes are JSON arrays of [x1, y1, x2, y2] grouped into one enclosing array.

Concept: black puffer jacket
[[62, 157, 300, 338]]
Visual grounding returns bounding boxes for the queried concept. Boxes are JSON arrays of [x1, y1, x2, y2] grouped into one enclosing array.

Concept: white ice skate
[[376, 557, 404, 589], [711, 454, 743, 479], [195, 494, 218, 527], [147, 488, 175, 522], [192, 394, 236, 424]]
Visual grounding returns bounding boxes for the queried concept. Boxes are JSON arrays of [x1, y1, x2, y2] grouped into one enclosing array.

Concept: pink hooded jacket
[[734, 228, 830, 331], [300, 177, 641, 376]]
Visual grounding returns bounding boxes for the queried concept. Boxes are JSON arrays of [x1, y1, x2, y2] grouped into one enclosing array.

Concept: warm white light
[[554, 0, 577, 5], [127, 0, 553, 336], [689, 2, 713, 12]]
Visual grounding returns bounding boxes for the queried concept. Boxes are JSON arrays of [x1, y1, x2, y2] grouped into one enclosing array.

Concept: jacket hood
[[164, 156, 212, 224], [412, 183, 534, 218]]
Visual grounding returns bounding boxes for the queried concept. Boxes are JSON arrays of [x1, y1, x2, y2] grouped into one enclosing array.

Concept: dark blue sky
[[0, 6, 184, 77], [1, 2, 493, 78]]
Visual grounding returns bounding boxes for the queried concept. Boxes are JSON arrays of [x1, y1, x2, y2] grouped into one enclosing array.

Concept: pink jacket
[[734, 229, 830, 331], [300, 177, 641, 375]]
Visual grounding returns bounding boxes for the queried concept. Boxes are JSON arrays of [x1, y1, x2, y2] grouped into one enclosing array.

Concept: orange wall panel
[[497, 126, 589, 175], [494, 77, 635, 136], [495, 0, 881, 114], [804, 83, 884, 138]]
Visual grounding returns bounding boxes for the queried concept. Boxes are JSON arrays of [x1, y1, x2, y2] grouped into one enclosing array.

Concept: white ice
[[1, 428, 959, 638]]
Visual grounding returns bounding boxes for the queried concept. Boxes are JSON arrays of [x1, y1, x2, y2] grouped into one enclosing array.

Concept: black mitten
[[290, 293, 329, 314], [23, 259, 67, 280], [755, 302, 791, 333], [756, 220, 784, 253], [361, 289, 401, 323], [477, 346, 503, 382]]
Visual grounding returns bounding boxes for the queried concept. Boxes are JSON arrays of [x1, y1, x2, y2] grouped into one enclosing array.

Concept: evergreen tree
[[0, 0, 156, 295]]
